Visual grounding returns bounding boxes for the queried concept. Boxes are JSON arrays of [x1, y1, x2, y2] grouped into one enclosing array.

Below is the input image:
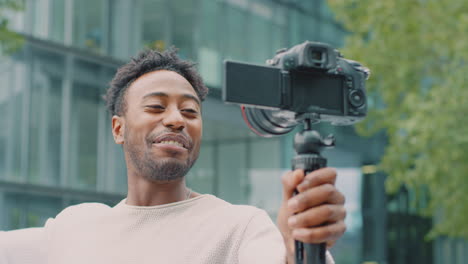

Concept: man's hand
[[277, 168, 346, 262]]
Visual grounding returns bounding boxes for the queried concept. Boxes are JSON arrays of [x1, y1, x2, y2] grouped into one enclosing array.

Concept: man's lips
[[151, 133, 191, 149]]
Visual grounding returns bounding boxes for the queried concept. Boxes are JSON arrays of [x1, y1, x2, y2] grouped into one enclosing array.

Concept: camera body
[[223, 41, 370, 137]]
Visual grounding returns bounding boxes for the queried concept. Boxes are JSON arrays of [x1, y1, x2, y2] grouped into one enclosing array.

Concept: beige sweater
[[1, 194, 334, 264]]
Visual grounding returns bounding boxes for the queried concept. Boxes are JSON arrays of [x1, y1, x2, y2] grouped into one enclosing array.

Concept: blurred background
[[0, 0, 466, 263]]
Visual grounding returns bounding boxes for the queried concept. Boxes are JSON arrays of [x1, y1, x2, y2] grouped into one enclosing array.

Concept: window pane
[[73, 0, 105, 53], [28, 49, 64, 185], [138, 0, 166, 50], [197, 0, 221, 87], [26, 0, 50, 39], [69, 59, 113, 191], [199, 0, 218, 50], [288, 10, 302, 45], [218, 142, 248, 204], [2, 56, 28, 181], [300, 13, 320, 41], [100, 67, 126, 194], [69, 76, 101, 189], [225, 5, 248, 60], [70, 81, 99, 188], [186, 144, 215, 194], [4, 193, 62, 229], [320, 21, 345, 47], [171, 0, 196, 59], [0, 59, 13, 179], [271, 13, 287, 54], [107, 136, 127, 194], [50, 0, 66, 43], [199, 117, 254, 203], [247, 138, 283, 216], [249, 15, 271, 63]]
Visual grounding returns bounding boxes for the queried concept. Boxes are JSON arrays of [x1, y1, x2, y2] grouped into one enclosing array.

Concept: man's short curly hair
[[105, 48, 209, 116]]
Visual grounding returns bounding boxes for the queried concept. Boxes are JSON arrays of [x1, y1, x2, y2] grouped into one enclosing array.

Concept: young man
[[1, 49, 346, 264]]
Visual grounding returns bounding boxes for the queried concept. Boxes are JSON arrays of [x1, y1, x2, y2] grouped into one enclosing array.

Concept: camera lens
[[348, 90, 365, 108], [242, 107, 297, 137]]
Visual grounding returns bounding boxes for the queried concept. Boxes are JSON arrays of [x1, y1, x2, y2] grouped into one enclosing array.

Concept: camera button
[[349, 90, 365, 108]]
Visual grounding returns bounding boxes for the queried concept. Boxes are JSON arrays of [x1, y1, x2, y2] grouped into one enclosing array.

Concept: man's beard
[[124, 131, 199, 182]]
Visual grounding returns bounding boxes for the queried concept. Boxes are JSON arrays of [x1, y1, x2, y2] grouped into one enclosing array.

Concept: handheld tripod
[[291, 118, 335, 264]]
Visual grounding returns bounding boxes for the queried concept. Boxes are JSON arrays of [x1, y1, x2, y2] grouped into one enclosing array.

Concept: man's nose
[[162, 108, 185, 131]]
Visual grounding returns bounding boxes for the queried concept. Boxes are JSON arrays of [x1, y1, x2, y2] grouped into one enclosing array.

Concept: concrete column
[[60, 55, 73, 187]]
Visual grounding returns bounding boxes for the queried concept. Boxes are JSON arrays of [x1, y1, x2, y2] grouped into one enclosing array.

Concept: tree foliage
[[0, 0, 24, 55], [328, 0, 468, 238]]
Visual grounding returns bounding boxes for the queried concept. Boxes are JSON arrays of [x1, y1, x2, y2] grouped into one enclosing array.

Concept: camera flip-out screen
[[223, 60, 283, 109]]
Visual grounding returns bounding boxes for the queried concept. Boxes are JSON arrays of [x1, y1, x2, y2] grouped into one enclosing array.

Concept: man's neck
[[126, 174, 189, 206]]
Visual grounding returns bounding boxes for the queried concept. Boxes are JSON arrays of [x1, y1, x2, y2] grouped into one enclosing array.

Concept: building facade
[[0, 1, 406, 263]]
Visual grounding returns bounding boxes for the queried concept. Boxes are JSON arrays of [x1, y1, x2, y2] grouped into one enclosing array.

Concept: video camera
[[223, 41, 370, 137]]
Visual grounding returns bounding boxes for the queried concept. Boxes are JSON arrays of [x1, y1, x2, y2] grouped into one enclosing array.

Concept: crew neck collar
[[114, 194, 212, 210]]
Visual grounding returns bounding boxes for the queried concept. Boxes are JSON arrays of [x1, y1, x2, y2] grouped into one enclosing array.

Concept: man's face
[[112, 70, 202, 182]]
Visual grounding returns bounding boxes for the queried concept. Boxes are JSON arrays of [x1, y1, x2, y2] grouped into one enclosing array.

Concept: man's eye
[[147, 105, 165, 109], [146, 105, 165, 111], [182, 109, 199, 115]]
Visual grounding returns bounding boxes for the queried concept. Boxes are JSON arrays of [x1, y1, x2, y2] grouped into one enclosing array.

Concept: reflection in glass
[[249, 15, 272, 63], [198, 0, 221, 87], [225, 6, 248, 61], [171, 0, 196, 59], [73, 0, 105, 53], [1, 58, 28, 181], [330, 168, 363, 264], [186, 144, 215, 194], [28, 51, 64, 185], [50, 0, 66, 43], [248, 139, 283, 217], [4, 193, 62, 229], [106, 134, 128, 194], [137, 0, 166, 51], [134, 0, 196, 59], [0, 60, 12, 178], [70, 81, 100, 189], [219, 142, 248, 204]]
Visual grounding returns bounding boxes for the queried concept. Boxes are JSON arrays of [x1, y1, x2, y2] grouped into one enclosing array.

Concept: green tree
[[0, 0, 24, 55], [328, 0, 468, 238]]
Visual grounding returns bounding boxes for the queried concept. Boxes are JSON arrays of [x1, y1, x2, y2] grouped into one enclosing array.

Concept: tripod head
[[294, 125, 335, 155], [292, 118, 335, 172]]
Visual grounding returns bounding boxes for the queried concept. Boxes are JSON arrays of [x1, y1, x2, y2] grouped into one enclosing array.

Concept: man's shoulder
[[201, 195, 270, 221], [53, 202, 112, 222], [41, 202, 113, 236]]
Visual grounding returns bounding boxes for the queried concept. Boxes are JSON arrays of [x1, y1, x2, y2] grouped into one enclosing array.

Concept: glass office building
[[5, 1, 465, 264], [1, 0, 354, 213]]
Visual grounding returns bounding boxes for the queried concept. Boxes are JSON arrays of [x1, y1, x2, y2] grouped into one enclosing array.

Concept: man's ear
[[112, 115, 125, 145]]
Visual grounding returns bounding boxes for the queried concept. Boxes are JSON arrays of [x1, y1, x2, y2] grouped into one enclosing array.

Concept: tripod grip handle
[[292, 155, 327, 264]]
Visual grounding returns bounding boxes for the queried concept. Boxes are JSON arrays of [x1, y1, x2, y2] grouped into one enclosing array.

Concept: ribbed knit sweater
[[1, 194, 334, 264]]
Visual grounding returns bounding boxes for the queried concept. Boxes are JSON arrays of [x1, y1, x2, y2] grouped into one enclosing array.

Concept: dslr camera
[[223, 41, 370, 137]]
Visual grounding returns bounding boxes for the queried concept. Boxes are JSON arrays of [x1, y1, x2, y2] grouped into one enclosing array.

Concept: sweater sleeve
[[237, 209, 335, 264], [238, 209, 287, 264], [0, 221, 51, 264]]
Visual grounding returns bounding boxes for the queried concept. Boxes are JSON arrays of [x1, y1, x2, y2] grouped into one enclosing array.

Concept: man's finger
[[281, 169, 305, 202], [288, 184, 345, 213], [287, 204, 346, 229], [297, 168, 337, 193], [291, 220, 347, 244]]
